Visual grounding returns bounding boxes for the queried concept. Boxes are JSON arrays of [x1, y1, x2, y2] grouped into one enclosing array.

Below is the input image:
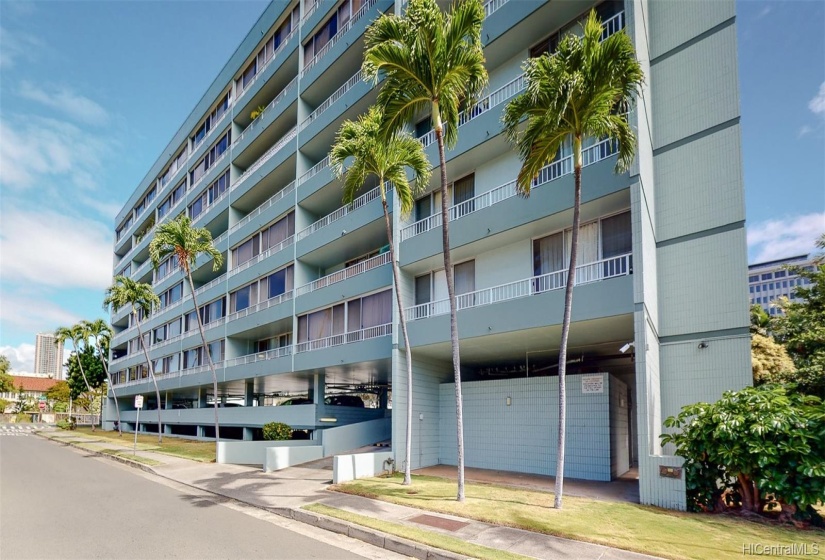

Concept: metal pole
[[134, 408, 140, 456]]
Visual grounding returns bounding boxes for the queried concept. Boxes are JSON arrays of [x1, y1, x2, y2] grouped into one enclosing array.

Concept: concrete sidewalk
[[41, 431, 659, 560]]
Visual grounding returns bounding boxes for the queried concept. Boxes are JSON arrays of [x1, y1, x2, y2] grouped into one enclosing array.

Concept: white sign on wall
[[134, 395, 144, 408], [581, 375, 605, 394]]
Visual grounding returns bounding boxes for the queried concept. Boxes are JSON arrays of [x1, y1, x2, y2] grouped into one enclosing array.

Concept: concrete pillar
[[243, 427, 254, 441], [198, 387, 207, 408], [197, 425, 206, 438], [308, 373, 325, 405], [378, 387, 388, 410], [245, 381, 255, 407]]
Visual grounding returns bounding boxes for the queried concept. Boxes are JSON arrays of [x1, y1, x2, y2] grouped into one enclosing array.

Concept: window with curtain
[[454, 261, 475, 295], [452, 174, 475, 217], [600, 211, 631, 258], [268, 265, 293, 299], [357, 290, 392, 329], [415, 275, 431, 305]]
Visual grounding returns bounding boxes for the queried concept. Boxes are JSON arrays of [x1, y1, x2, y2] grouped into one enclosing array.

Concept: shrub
[[250, 105, 266, 120], [57, 419, 75, 430], [262, 422, 292, 441], [15, 413, 32, 423], [662, 384, 825, 526]]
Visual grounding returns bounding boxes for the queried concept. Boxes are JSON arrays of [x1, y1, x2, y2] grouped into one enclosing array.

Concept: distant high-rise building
[[748, 255, 816, 315], [34, 333, 63, 379]]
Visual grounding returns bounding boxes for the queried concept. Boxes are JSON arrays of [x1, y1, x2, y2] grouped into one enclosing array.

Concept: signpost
[[134, 395, 144, 456]]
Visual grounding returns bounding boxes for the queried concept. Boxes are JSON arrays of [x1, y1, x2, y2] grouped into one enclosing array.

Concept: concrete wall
[[218, 439, 317, 466], [333, 451, 394, 484], [264, 445, 323, 472], [319, 417, 391, 457], [609, 375, 630, 478], [438, 375, 612, 482]]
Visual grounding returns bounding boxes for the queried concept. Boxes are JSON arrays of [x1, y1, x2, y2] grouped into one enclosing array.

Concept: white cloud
[[810, 82, 825, 118], [0, 207, 113, 290], [0, 26, 42, 69], [748, 213, 825, 263], [0, 343, 36, 375], [19, 82, 110, 126], [798, 124, 813, 138], [756, 5, 771, 19], [0, 117, 108, 192]]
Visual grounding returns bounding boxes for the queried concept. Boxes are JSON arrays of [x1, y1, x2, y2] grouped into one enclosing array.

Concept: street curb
[[36, 432, 469, 560]]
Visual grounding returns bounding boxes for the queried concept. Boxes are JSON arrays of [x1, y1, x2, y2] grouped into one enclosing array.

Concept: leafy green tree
[[773, 259, 825, 398], [662, 384, 824, 526], [149, 214, 223, 446], [66, 346, 105, 400], [46, 380, 71, 403], [502, 11, 643, 509], [103, 276, 164, 443], [0, 355, 14, 393], [331, 105, 431, 486], [82, 319, 121, 435], [0, 398, 10, 413], [751, 333, 796, 386], [363, 0, 488, 502]]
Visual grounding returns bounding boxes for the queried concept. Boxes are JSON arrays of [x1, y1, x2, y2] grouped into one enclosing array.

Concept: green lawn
[[71, 428, 215, 462], [305, 504, 532, 560], [332, 474, 825, 560]]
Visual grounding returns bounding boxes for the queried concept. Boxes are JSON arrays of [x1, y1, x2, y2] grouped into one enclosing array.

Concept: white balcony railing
[[301, 0, 378, 75], [232, 76, 298, 147], [235, 28, 297, 104], [192, 109, 230, 153], [601, 11, 624, 41], [194, 272, 227, 297], [229, 235, 295, 277], [225, 290, 294, 322], [151, 333, 184, 351], [297, 155, 330, 185], [295, 252, 390, 296], [235, 127, 298, 188], [483, 0, 509, 18], [229, 182, 296, 236], [294, 323, 392, 353], [406, 253, 632, 320], [399, 138, 615, 241], [296, 183, 388, 241], [300, 70, 363, 131], [224, 345, 292, 368]]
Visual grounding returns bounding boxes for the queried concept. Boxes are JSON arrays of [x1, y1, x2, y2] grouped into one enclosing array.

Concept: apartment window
[[230, 282, 258, 313], [193, 94, 230, 146], [774, 270, 786, 278], [761, 273, 772, 280], [209, 170, 229, 203], [452, 174, 475, 217], [749, 286, 754, 294], [415, 116, 432, 139], [116, 215, 133, 241], [267, 265, 294, 299], [345, 249, 380, 268], [155, 255, 179, 282], [414, 262, 474, 304], [303, 0, 361, 67], [159, 181, 186, 219], [159, 282, 183, 309], [600, 211, 632, 258], [748, 275, 759, 283], [159, 147, 187, 187], [257, 333, 291, 353], [231, 212, 293, 267], [530, 34, 559, 58], [117, 264, 131, 278], [184, 340, 225, 369], [190, 131, 231, 185], [299, 304, 344, 342]]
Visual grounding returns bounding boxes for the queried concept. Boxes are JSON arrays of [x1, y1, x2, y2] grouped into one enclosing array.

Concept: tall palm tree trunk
[[96, 340, 122, 436], [74, 345, 96, 431], [185, 268, 220, 444], [380, 184, 415, 486], [554, 137, 583, 510], [134, 315, 163, 443], [434, 111, 466, 502]]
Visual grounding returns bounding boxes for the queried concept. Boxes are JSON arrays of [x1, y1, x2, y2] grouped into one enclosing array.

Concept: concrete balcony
[[400, 139, 626, 266], [295, 252, 392, 314], [293, 323, 393, 372], [231, 127, 298, 202], [227, 181, 295, 248], [224, 291, 294, 338], [296, 156, 334, 203], [405, 255, 633, 348], [296, 184, 391, 258], [189, 115, 232, 173], [232, 77, 298, 162], [234, 28, 299, 116], [227, 235, 295, 293]]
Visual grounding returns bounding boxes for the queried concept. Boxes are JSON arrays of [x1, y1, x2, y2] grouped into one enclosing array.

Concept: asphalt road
[[0, 433, 396, 560]]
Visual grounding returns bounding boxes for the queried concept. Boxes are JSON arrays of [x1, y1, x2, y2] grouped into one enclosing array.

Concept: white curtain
[[454, 261, 475, 295], [433, 269, 448, 301], [360, 290, 392, 328], [534, 232, 565, 274]]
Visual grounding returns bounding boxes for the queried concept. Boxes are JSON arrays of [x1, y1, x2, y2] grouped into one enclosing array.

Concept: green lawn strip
[[73, 428, 215, 462], [305, 503, 531, 560], [331, 475, 825, 560]]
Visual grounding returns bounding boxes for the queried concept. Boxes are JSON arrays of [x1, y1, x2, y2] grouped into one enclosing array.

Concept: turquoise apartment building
[[107, 0, 752, 510]]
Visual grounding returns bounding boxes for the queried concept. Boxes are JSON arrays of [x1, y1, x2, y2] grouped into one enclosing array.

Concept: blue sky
[[0, 0, 823, 372]]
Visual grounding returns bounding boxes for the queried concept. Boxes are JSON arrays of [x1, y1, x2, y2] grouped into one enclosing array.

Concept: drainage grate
[[408, 514, 469, 532]]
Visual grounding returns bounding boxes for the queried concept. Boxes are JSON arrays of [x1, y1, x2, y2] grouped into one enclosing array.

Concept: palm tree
[[363, 0, 488, 502], [55, 325, 96, 431], [149, 214, 223, 444], [82, 319, 121, 435], [503, 11, 643, 509], [103, 276, 164, 443], [331, 105, 431, 486]]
